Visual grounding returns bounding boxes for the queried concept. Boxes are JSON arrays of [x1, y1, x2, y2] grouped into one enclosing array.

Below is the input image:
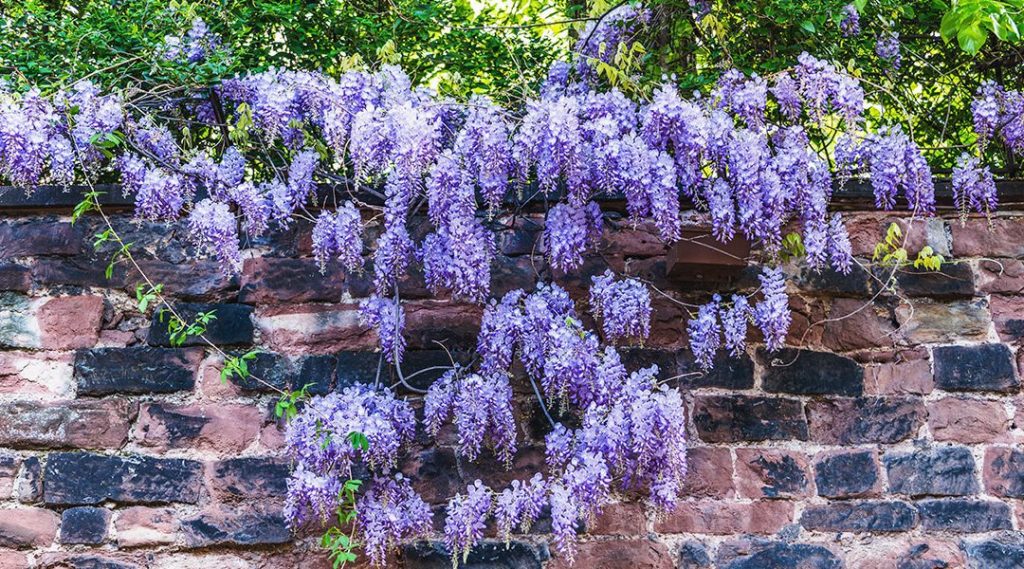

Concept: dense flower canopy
[[0, 8, 1018, 567]]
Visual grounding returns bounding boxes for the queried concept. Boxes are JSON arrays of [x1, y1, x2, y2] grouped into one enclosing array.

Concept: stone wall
[[1, 200, 1024, 569]]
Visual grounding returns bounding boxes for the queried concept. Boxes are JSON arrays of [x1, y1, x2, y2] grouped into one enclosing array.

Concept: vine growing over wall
[[0, 3, 1020, 567]]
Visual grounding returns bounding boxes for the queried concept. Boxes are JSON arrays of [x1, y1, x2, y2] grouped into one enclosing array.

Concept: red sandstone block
[[240, 257, 345, 304], [735, 448, 812, 499], [845, 539, 966, 569], [114, 506, 178, 548], [951, 217, 1024, 258], [989, 294, 1024, 342], [0, 550, 29, 569], [984, 446, 1024, 498], [821, 298, 897, 352], [654, 500, 793, 534], [35, 295, 104, 350], [0, 506, 59, 548], [927, 397, 1010, 444], [255, 303, 374, 354], [548, 539, 673, 569], [0, 399, 136, 449], [588, 502, 647, 536], [976, 258, 1024, 294], [864, 351, 933, 395], [894, 299, 991, 345], [680, 447, 735, 498], [0, 351, 74, 398], [132, 403, 262, 455]]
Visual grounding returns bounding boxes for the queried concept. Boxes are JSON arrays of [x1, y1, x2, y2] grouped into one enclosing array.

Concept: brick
[[864, 352, 933, 395], [147, 303, 254, 347], [693, 396, 807, 442], [208, 457, 289, 502], [401, 447, 465, 505], [916, 498, 1012, 532], [255, 303, 375, 354], [963, 534, 1024, 569], [34, 295, 105, 350], [962, 536, 1024, 564], [951, 217, 1024, 257], [680, 447, 735, 499], [807, 397, 925, 444], [895, 299, 990, 344], [113, 507, 178, 547], [0, 220, 83, 257], [735, 448, 811, 499], [0, 351, 74, 398], [655, 500, 793, 534], [131, 260, 238, 301], [678, 541, 712, 569], [588, 502, 646, 536], [239, 257, 345, 304], [977, 258, 1024, 294], [60, 506, 110, 545], [180, 504, 289, 547], [36, 553, 141, 569], [15, 457, 42, 503], [44, 452, 202, 505], [0, 399, 135, 449], [814, 449, 881, 498], [547, 539, 667, 569], [406, 540, 550, 569], [0, 293, 103, 350], [790, 262, 871, 296], [0, 550, 28, 569], [132, 403, 261, 455], [604, 225, 670, 258], [821, 299, 897, 352], [893, 541, 966, 569], [800, 501, 917, 533], [984, 447, 1024, 497], [227, 352, 335, 394], [933, 343, 1018, 392], [75, 347, 201, 396], [720, 543, 841, 569], [884, 446, 978, 497], [0, 263, 30, 292], [403, 300, 484, 350], [0, 506, 59, 548], [675, 352, 754, 389], [990, 294, 1024, 341], [0, 455, 18, 499], [927, 397, 1010, 443], [760, 348, 863, 396], [895, 263, 976, 297]]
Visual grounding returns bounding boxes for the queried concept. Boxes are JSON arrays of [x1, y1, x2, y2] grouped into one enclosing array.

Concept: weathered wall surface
[[1, 200, 1024, 569]]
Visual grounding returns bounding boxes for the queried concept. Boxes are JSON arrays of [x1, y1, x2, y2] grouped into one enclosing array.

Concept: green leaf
[[958, 22, 989, 53], [800, 20, 816, 33]]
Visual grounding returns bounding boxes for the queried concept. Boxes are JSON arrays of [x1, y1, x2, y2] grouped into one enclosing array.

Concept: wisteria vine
[[0, 8, 1019, 567]]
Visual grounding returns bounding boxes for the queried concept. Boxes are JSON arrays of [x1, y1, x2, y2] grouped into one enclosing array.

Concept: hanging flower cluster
[[0, 9, 1009, 567]]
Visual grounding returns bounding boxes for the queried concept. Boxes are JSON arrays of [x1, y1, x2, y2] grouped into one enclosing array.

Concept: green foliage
[[780, 232, 807, 262], [135, 283, 164, 314], [220, 350, 259, 384], [941, 0, 1023, 54], [319, 435, 369, 568], [1, 0, 561, 103], [274, 383, 314, 421], [159, 308, 217, 347], [873, 222, 945, 271]]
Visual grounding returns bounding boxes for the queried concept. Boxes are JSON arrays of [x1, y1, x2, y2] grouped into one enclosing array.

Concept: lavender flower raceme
[[359, 295, 406, 364], [444, 481, 492, 566], [754, 267, 791, 351], [545, 201, 603, 271], [187, 199, 240, 272], [876, 32, 902, 68], [952, 154, 998, 215], [359, 475, 433, 566], [589, 270, 652, 342], [311, 202, 363, 273], [687, 296, 721, 369], [721, 295, 751, 356], [840, 4, 860, 36]]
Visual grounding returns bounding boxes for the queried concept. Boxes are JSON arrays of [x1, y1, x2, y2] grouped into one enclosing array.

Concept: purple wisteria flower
[[840, 4, 860, 37], [359, 295, 406, 364], [589, 270, 652, 342], [544, 201, 603, 271], [687, 296, 721, 369], [952, 154, 998, 215], [312, 201, 364, 273], [754, 267, 791, 351], [444, 481, 492, 565], [875, 32, 902, 68], [187, 199, 240, 272]]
